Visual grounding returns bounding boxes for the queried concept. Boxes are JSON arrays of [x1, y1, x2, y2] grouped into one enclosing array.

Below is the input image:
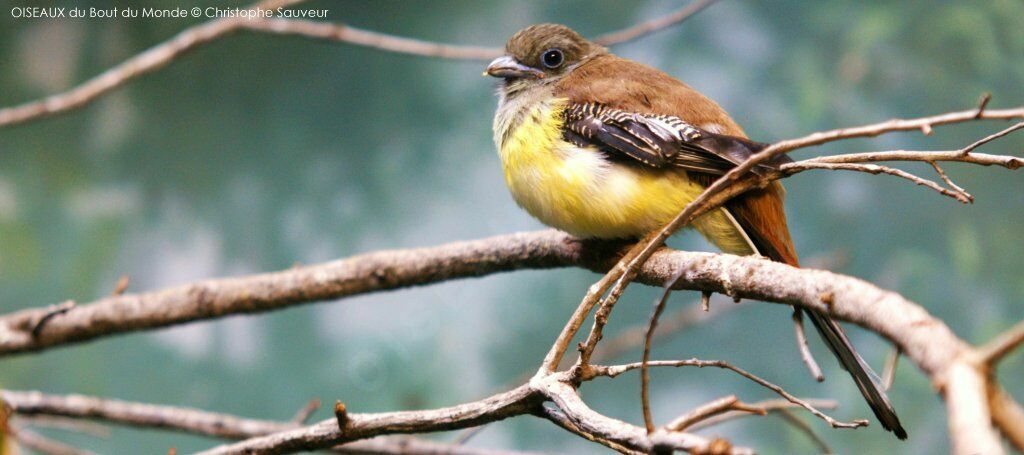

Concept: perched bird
[[486, 24, 906, 439]]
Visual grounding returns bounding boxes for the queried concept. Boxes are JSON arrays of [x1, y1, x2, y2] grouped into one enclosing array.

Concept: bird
[[485, 23, 907, 440]]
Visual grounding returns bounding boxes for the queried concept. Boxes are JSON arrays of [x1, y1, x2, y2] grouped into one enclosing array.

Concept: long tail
[[805, 310, 908, 439], [718, 179, 908, 439]]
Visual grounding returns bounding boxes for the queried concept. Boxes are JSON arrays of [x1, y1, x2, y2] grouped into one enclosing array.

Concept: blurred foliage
[[0, 0, 1021, 453]]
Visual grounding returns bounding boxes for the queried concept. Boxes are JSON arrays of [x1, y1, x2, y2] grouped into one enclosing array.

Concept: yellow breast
[[495, 98, 757, 255]]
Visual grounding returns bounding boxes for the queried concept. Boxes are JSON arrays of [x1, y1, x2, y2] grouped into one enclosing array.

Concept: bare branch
[[640, 271, 684, 433], [592, 0, 720, 45], [0, 1, 721, 129], [988, 384, 1024, 453], [11, 415, 110, 438], [0, 390, 539, 455], [539, 406, 645, 455], [195, 385, 539, 454], [768, 107, 1024, 155], [944, 362, 1004, 454], [977, 319, 1024, 366], [291, 399, 321, 425], [685, 399, 837, 453], [664, 395, 764, 432], [240, 17, 501, 59], [111, 276, 131, 297], [928, 161, 973, 202], [536, 376, 751, 455], [9, 425, 93, 455], [588, 359, 867, 431], [686, 398, 838, 431], [975, 92, 993, 118], [783, 161, 973, 203], [792, 309, 825, 382], [961, 121, 1024, 155], [0, 230, 580, 356], [594, 302, 732, 364], [0, 0, 305, 128], [774, 409, 834, 455], [0, 224, 1012, 451]]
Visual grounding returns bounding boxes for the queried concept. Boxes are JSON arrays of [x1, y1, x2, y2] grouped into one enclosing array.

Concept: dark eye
[[542, 49, 564, 69]]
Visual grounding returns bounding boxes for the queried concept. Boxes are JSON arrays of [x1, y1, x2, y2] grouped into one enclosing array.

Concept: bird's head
[[486, 24, 605, 92]]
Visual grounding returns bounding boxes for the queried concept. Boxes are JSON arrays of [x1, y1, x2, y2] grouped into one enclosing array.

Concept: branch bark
[[0, 390, 539, 455], [2, 226, 1020, 452]]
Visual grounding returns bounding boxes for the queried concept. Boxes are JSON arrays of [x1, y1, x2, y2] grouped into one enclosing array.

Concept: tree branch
[[592, 0, 720, 46], [586, 359, 866, 430], [977, 319, 1024, 366], [0, 390, 540, 455], [0, 0, 720, 128]]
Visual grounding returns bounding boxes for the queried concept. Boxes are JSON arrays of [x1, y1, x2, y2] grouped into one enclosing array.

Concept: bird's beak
[[484, 56, 544, 79]]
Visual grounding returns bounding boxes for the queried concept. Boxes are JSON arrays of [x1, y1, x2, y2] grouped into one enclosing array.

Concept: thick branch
[[196, 385, 539, 454], [536, 376, 750, 454], [1, 389, 539, 455], [0, 231, 579, 356], [0, 230, 983, 378]]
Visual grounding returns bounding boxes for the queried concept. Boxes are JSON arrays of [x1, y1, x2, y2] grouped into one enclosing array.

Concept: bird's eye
[[542, 49, 564, 69]]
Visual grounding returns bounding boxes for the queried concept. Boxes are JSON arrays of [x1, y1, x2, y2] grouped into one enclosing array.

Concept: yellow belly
[[496, 99, 756, 255]]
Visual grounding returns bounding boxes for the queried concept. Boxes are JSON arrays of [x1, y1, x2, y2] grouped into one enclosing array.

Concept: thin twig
[[0, 0, 304, 128], [664, 396, 765, 432], [451, 424, 487, 446], [589, 359, 869, 431], [1, 389, 541, 455], [782, 162, 972, 203], [928, 161, 973, 202], [12, 415, 110, 438], [240, 18, 501, 59], [774, 409, 834, 454], [592, 0, 721, 45], [0, 0, 721, 129], [595, 302, 732, 364], [975, 93, 993, 118], [961, 121, 1024, 156], [792, 309, 825, 382], [111, 275, 131, 297], [686, 398, 838, 431], [640, 271, 685, 433], [977, 319, 1024, 366], [9, 425, 94, 455], [291, 399, 321, 425]]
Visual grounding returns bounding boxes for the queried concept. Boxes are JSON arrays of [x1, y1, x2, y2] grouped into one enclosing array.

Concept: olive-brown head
[[485, 24, 605, 83]]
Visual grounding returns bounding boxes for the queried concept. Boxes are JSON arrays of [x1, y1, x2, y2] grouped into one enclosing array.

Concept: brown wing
[[554, 54, 798, 265]]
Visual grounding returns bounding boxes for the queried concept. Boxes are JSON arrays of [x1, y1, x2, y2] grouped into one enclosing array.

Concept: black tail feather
[[806, 310, 908, 439]]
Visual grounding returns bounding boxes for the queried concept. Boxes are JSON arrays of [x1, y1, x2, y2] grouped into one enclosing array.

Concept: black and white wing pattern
[[562, 103, 788, 175]]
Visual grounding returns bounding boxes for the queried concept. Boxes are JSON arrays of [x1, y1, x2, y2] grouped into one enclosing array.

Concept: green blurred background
[[1, 0, 1022, 453]]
